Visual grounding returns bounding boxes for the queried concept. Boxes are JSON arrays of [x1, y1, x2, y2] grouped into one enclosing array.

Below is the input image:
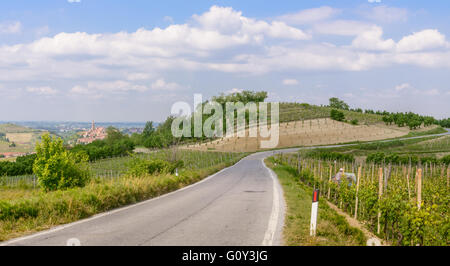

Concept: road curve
[[1, 151, 287, 246], [2, 129, 448, 246]]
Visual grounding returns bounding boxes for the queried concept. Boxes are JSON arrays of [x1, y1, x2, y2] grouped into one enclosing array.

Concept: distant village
[[0, 121, 144, 159], [77, 121, 107, 144], [76, 121, 143, 144]]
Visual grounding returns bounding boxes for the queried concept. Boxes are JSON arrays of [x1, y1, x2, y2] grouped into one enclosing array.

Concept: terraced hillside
[[184, 118, 437, 152], [277, 103, 383, 125]]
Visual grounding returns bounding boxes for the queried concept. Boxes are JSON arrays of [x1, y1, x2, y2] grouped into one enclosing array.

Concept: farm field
[[184, 118, 438, 152], [0, 123, 47, 158]]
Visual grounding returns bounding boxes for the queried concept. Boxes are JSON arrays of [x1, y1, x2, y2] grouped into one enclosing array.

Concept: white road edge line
[[261, 158, 280, 246], [0, 157, 247, 246]]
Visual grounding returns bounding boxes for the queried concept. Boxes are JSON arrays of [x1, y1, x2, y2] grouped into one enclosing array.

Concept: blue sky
[[0, 0, 449, 122]]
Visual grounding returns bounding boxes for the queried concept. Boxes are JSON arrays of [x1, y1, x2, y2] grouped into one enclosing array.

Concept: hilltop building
[[77, 121, 107, 144]]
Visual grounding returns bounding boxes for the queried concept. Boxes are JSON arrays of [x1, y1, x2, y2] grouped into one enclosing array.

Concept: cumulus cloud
[[351, 26, 395, 51], [68, 0, 81, 3], [193, 6, 310, 40], [397, 29, 448, 52], [277, 6, 340, 25], [0, 5, 450, 99]]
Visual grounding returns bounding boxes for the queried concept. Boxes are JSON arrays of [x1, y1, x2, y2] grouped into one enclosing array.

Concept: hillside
[[0, 123, 47, 157], [278, 103, 383, 125], [183, 117, 438, 152]]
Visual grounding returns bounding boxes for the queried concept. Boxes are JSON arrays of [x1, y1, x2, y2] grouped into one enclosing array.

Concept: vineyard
[[185, 118, 425, 152], [0, 150, 247, 188], [271, 153, 449, 246]]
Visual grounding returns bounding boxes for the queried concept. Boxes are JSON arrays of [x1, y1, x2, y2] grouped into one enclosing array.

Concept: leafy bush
[[127, 157, 184, 176], [304, 150, 354, 162], [0, 154, 36, 176], [441, 155, 450, 165], [365, 152, 443, 165], [71, 138, 135, 161], [330, 109, 345, 122], [33, 134, 90, 191], [350, 119, 358, 125]]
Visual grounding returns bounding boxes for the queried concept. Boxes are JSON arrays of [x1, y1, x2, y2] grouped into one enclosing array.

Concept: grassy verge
[[0, 156, 244, 242], [401, 126, 447, 138], [265, 158, 366, 246]]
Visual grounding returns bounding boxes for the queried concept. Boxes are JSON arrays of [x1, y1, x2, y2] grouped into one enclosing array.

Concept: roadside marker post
[[310, 189, 319, 237]]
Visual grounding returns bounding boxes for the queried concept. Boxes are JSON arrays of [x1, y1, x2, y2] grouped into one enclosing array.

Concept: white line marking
[[0, 158, 246, 246], [261, 158, 281, 246]]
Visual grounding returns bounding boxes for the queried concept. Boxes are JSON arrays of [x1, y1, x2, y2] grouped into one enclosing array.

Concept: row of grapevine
[[273, 153, 449, 246], [1, 150, 247, 188]]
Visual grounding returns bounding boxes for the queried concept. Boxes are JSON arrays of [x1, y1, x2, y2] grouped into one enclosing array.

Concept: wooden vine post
[[327, 163, 332, 199], [354, 166, 361, 219], [406, 173, 411, 200], [377, 168, 383, 235], [447, 167, 449, 188], [417, 168, 422, 210]]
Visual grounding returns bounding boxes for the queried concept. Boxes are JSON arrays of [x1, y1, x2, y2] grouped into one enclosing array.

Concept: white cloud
[[422, 89, 440, 96], [151, 79, 181, 90], [193, 6, 310, 40], [0, 21, 22, 34], [368, 0, 382, 3], [364, 6, 408, 23], [126, 73, 153, 81], [226, 88, 243, 94], [68, 0, 81, 3], [0, 5, 450, 92], [282, 79, 299, 85], [397, 29, 448, 52], [314, 20, 375, 36], [351, 26, 395, 51], [395, 83, 412, 91], [26, 86, 57, 95], [71, 81, 149, 97], [277, 6, 340, 25]]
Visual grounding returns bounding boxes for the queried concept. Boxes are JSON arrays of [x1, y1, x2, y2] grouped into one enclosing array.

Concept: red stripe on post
[[312, 189, 319, 202]]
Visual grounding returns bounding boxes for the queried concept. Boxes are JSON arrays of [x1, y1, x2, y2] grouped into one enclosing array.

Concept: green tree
[[329, 97, 350, 110], [105, 126, 125, 144], [330, 109, 345, 122], [33, 133, 90, 191], [143, 121, 155, 137]]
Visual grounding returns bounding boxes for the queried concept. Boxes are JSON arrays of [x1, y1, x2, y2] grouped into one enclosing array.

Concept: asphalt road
[[2, 129, 448, 246]]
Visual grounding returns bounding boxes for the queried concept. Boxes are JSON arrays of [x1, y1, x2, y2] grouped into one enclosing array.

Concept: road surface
[[2, 129, 448, 246]]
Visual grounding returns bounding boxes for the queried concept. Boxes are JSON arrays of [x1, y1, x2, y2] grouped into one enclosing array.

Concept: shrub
[[33, 134, 90, 191], [330, 109, 345, 122], [304, 150, 354, 162], [350, 119, 359, 125], [127, 157, 184, 177], [0, 154, 37, 176], [441, 155, 450, 165]]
